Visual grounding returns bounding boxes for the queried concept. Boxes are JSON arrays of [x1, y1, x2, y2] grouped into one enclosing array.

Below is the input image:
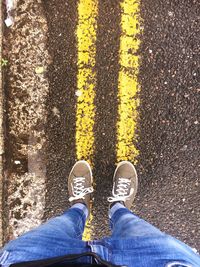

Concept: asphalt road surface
[[2, 0, 200, 251]]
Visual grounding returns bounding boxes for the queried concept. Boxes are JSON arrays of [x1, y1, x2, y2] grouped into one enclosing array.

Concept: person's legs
[[108, 203, 200, 267], [109, 202, 163, 238], [0, 160, 94, 266], [107, 161, 163, 238], [0, 204, 88, 265], [5, 203, 88, 246]]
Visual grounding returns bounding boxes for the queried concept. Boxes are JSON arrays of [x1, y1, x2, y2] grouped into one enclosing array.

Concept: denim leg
[[109, 203, 163, 238], [0, 204, 89, 266]]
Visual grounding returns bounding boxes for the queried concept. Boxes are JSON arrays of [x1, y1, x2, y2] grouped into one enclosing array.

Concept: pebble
[[35, 66, 44, 74], [75, 90, 82, 97]]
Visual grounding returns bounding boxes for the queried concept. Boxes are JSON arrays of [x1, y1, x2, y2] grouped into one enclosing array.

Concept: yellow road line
[[82, 203, 93, 241], [75, 0, 98, 241], [117, 0, 141, 163]]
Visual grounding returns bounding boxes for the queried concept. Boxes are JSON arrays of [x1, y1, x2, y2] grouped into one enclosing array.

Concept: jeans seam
[[0, 250, 10, 265]]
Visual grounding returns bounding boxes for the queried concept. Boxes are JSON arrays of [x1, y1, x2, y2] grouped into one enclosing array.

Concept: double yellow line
[[75, 0, 141, 240]]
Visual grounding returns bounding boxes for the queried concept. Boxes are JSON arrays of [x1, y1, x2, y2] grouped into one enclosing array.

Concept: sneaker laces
[[69, 177, 93, 202], [107, 178, 134, 203]]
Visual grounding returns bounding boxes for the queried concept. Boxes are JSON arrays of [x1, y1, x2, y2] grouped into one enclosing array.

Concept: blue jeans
[[0, 203, 200, 267]]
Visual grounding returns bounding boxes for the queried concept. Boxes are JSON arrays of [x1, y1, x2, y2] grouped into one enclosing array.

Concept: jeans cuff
[[71, 203, 89, 219], [109, 202, 126, 219]]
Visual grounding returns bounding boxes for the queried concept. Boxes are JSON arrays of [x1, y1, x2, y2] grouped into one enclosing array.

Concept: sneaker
[[68, 160, 94, 212], [108, 161, 138, 209]]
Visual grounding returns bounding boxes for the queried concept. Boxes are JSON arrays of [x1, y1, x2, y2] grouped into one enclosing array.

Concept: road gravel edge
[[0, 2, 4, 247]]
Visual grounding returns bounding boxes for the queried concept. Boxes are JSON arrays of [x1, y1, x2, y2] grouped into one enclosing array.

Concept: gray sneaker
[[108, 161, 138, 209], [68, 160, 93, 213]]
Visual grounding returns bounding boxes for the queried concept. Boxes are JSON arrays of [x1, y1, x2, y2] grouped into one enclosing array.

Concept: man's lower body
[[1, 203, 199, 267], [0, 161, 200, 267]]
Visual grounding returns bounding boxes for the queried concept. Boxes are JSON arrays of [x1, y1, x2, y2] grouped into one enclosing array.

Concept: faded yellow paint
[[117, 0, 141, 163], [76, 0, 98, 241], [76, 0, 97, 163]]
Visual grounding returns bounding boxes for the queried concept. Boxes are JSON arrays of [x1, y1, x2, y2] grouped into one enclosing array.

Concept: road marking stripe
[[117, 0, 141, 163], [75, 0, 98, 241]]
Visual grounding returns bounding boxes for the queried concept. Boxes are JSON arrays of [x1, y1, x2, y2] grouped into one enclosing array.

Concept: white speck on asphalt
[[168, 11, 173, 17], [75, 90, 82, 97], [35, 66, 45, 74], [52, 107, 60, 117]]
